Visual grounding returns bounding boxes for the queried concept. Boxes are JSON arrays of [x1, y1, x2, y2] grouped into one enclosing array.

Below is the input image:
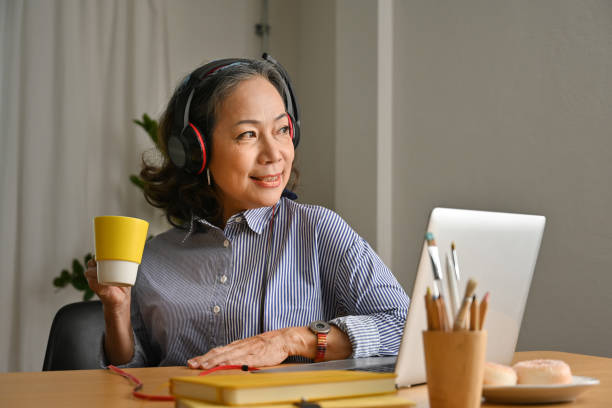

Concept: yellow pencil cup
[[94, 216, 149, 286], [423, 330, 487, 408]]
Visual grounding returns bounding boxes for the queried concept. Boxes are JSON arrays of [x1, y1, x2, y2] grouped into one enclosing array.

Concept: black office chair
[[43, 300, 105, 370]]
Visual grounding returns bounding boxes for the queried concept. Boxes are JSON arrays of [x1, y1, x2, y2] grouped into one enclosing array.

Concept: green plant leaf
[[72, 277, 87, 291], [72, 258, 84, 276], [68, 257, 87, 291], [130, 174, 145, 190], [133, 114, 159, 147]]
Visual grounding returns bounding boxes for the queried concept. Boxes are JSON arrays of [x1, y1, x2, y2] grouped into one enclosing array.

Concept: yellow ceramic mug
[[94, 216, 149, 286]]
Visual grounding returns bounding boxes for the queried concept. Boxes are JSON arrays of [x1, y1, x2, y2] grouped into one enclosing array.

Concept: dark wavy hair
[[140, 59, 299, 228]]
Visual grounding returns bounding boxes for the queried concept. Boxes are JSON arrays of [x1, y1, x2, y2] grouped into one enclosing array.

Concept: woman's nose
[[258, 133, 283, 163]]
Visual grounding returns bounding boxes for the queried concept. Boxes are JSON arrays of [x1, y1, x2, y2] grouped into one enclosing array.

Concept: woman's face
[[208, 76, 295, 222]]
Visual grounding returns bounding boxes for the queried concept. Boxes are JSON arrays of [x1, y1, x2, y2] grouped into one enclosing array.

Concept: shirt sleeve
[[328, 236, 410, 358], [97, 297, 155, 368]]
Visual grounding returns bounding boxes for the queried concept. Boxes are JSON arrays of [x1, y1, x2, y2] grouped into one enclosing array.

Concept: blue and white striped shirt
[[111, 198, 410, 367]]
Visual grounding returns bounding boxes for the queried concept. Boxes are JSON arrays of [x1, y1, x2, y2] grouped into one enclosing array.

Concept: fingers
[[84, 261, 131, 307], [85, 257, 98, 281], [187, 341, 257, 369], [84, 263, 100, 288], [188, 345, 234, 369], [187, 332, 289, 370], [84, 268, 97, 280]]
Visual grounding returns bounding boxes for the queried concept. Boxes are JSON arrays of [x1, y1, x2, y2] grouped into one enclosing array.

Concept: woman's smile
[[250, 172, 283, 187]]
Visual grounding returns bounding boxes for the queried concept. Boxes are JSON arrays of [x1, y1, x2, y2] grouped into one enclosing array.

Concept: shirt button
[[213, 305, 221, 314], [219, 275, 227, 284], [235, 216, 242, 223], [223, 239, 230, 248]]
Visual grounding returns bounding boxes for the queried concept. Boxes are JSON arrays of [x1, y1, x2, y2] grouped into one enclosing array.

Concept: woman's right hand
[[86, 257, 136, 365], [85, 258, 131, 310]]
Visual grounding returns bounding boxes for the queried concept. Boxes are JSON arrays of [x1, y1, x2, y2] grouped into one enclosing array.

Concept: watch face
[[309, 320, 331, 334]]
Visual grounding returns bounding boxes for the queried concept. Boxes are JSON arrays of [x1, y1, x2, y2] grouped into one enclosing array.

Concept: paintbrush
[[453, 278, 478, 330], [445, 253, 460, 317], [451, 241, 461, 282], [425, 232, 444, 299]]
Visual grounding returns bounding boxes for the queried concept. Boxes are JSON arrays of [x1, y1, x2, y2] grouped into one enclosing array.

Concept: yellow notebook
[[170, 370, 396, 406], [176, 394, 414, 408]]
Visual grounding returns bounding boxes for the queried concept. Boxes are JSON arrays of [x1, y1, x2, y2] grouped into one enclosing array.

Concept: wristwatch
[[308, 320, 331, 362]]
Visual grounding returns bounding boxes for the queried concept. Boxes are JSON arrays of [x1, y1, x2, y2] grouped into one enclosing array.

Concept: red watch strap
[[315, 332, 327, 362]]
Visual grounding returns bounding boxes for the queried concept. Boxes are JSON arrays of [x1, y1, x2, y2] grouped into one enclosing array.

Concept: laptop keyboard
[[348, 363, 396, 373]]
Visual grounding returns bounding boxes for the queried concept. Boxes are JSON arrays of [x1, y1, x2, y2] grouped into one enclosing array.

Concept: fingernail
[[187, 360, 196, 368]]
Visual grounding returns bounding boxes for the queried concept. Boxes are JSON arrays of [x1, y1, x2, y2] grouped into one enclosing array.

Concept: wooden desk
[[0, 351, 609, 407]]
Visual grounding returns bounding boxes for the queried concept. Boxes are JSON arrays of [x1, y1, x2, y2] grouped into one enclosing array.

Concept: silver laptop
[[257, 208, 546, 388]]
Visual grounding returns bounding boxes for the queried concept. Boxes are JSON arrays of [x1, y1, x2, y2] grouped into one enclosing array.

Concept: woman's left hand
[[187, 327, 302, 369]]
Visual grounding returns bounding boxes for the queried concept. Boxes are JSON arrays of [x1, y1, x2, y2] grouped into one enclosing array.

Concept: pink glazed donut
[[513, 359, 573, 385]]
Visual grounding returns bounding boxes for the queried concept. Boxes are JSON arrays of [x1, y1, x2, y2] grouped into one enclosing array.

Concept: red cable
[[107, 364, 259, 401], [198, 364, 259, 376]]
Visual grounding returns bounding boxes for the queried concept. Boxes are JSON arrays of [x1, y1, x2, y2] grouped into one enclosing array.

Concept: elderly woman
[[86, 55, 409, 369]]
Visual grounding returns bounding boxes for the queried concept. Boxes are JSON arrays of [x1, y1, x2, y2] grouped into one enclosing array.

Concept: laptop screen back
[[395, 208, 545, 388]]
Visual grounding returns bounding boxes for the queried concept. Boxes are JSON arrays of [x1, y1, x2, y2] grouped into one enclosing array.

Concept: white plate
[[482, 375, 600, 404]]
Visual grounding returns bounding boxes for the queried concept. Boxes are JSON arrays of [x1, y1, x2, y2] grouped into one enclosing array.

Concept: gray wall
[[334, 0, 380, 249], [269, 0, 336, 209], [166, 0, 260, 80], [294, 0, 336, 210], [392, 0, 612, 356]]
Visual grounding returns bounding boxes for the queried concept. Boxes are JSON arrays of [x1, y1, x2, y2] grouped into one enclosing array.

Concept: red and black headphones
[[167, 53, 301, 175]]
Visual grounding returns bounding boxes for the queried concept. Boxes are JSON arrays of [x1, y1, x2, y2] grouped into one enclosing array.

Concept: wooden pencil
[[479, 292, 490, 330], [425, 287, 435, 330], [435, 296, 447, 331], [469, 294, 479, 331], [431, 294, 441, 331]]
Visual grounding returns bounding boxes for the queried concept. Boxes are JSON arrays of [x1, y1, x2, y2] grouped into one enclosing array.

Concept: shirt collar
[[183, 199, 282, 240], [243, 200, 280, 235], [180, 215, 214, 243]]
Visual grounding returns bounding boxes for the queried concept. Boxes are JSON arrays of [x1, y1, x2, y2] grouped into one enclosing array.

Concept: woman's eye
[[237, 131, 256, 139], [279, 126, 290, 135]]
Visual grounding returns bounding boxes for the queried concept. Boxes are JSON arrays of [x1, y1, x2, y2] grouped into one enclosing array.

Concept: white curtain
[[0, 0, 171, 372]]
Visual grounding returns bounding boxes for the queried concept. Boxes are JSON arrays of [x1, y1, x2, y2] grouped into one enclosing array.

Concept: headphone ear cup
[[167, 133, 187, 169], [183, 124, 208, 174], [168, 124, 207, 175], [287, 113, 300, 148]]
